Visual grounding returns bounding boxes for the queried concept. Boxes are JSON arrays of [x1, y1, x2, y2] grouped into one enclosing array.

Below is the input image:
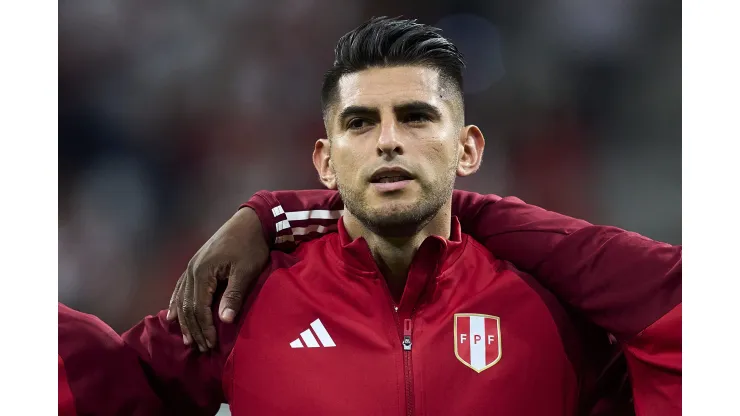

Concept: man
[[58, 303, 164, 415], [165, 24, 681, 416], [110, 17, 639, 415]]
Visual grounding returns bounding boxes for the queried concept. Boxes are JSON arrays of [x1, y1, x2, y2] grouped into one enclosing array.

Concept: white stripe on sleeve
[[292, 224, 337, 236], [276, 219, 291, 232], [271, 205, 285, 217], [285, 210, 343, 221]]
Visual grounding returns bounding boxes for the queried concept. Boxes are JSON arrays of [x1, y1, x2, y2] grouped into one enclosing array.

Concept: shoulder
[[458, 235, 521, 278], [268, 233, 339, 273], [460, 235, 499, 265], [460, 238, 577, 327], [238, 233, 340, 305]]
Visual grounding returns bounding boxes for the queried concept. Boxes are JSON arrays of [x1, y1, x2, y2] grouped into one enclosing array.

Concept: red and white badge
[[453, 313, 502, 373]]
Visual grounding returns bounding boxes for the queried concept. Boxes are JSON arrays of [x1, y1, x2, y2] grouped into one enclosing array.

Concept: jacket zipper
[[391, 304, 415, 416], [380, 278, 417, 416], [402, 316, 414, 416]]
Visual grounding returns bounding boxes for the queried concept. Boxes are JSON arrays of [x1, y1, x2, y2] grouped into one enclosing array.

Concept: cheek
[[330, 146, 364, 180], [421, 139, 458, 171]]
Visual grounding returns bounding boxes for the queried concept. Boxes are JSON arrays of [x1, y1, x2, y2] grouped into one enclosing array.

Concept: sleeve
[[58, 303, 165, 416], [243, 189, 681, 415], [242, 189, 343, 248], [120, 286, 243, 416]]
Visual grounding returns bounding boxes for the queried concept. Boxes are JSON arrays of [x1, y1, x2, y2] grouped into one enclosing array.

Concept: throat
[[368, 238, 419, 303], [379, 265, 409, 304]]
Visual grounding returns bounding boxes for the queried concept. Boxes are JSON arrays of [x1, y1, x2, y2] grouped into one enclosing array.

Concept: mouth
[[369, 167, 414, 184]]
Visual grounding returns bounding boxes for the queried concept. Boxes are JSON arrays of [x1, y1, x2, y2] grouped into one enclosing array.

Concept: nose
[[376, 120, 403, 158]]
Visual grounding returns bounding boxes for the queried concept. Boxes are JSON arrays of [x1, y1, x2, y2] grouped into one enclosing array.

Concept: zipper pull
[[402, 319, 413, 351]]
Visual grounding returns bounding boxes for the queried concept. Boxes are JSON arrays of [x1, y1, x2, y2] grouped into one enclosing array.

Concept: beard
[[336, 166, 456, 238]]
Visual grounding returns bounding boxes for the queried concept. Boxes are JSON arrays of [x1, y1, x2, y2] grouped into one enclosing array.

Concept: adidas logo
[[289, 319, 336, 348]]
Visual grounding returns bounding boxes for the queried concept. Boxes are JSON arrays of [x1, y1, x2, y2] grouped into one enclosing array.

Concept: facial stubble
[[335, 153, 458, 239]]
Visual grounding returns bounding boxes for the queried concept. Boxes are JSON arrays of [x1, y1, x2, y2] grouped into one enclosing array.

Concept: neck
[[343, 201, 452, 300]]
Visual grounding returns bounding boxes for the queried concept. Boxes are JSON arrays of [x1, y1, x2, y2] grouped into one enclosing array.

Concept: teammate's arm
[[173, 188, 681, 341], [168, 190, 340, 350], [242, 189, 681, 339], [59, 303, 165, 415]]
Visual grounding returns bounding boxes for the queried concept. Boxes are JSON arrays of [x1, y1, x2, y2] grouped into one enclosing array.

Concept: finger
[[182, 270, 208, 352], [177, 311, 193, 347], [219, 267, 251, 323], [167, 276, 184, 321], [194, 273, 219, 349], [174, 272, 193, 346]]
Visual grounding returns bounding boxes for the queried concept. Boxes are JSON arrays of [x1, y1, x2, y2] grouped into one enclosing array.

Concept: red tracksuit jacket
[[242, 189, 682, 416], [122, 217, 623, 415]]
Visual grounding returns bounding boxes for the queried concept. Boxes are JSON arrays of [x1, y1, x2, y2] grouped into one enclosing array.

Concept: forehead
[[335, 66, 451, 110]]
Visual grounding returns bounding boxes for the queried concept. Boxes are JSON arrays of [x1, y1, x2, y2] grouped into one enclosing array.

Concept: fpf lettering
[[459, 334, 496, 345]]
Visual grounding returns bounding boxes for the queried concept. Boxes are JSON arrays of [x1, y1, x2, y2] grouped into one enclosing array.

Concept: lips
[[369, 167, 414, 183]]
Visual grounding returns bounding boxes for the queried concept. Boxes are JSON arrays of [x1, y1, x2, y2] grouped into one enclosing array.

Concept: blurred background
[[59, 0, 681, 332]]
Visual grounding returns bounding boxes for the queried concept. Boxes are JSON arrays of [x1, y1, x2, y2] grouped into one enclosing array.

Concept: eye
[[347, 118, 372, 130], [404, 112, 431, 124]]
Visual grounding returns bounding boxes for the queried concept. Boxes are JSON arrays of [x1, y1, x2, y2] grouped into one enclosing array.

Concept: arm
[[122, 286, 242, 415], [58, 303, 165, 415], [450, 191, 682, 339], [244, 189, 681, 415], [246, 189, 681, 331], [244, 189, 680, 337], [242, 189, 344, 248]]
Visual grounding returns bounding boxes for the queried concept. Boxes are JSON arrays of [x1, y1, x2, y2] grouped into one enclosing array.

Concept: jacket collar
[[330, 215, 466, 278]]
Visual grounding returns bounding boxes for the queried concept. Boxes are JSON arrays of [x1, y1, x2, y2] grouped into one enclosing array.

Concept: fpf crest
[[453, 313, 502, 373]]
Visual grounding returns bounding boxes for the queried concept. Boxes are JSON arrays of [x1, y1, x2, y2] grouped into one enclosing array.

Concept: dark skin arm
[[167, 207, 267, 351]]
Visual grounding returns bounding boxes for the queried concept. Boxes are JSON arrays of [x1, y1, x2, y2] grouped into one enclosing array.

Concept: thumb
[[218, 267, 251, 323]]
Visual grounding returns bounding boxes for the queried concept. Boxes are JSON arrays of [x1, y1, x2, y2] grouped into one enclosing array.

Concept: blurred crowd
[[59, 0, 681, 331]]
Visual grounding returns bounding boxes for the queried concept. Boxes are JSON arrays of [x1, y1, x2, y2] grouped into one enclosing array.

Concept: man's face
[[322, 66, 462, 236]]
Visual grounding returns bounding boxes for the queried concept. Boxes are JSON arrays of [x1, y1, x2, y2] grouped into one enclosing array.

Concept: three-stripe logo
[[290, 319, 336, 348]]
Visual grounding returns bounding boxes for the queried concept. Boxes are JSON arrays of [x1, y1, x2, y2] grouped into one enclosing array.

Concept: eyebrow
[[337, 105, 378, 125], [336, 101, 443, 126], [394, 101, 443, 120]]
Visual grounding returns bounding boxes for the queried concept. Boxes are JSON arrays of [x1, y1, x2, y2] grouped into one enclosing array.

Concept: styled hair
[[320, 16, 466, 116]]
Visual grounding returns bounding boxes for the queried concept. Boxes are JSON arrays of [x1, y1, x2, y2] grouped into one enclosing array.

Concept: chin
[[373, 201, 426, 222], [368, 186, 417, 201], [370, 197, 418, 213], [351, 193, 442, 237]]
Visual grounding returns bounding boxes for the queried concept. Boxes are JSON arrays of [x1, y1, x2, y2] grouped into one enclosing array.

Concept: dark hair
[[320, 16, 466, 116]]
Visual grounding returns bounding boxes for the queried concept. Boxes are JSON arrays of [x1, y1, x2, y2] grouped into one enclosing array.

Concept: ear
[[456, 125, 485, 177], [313, 138, 337, 189]]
